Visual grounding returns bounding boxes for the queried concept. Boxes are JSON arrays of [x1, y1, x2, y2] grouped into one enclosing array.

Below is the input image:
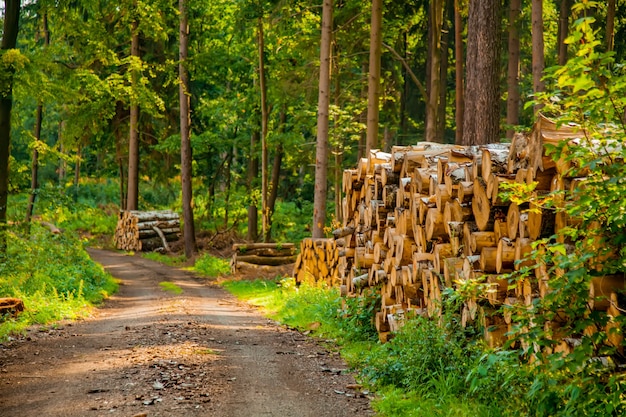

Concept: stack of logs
[[230, 243, 296, 272], [322, 115, 624, 346], [293, 238, 340, 286], [114, 210, 181, 252]]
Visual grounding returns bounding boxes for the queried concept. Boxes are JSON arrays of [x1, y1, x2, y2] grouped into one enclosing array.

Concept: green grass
[[191, 254, 231, 277], [158, 281, 183, 294], [0, 225, 118, 341], [143, 252, 187, 267]]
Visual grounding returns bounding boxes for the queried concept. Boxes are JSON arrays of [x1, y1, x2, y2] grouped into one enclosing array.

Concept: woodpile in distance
[[230, 243, 296, 272], [0, 298, 25, 318], [114, 210, 180, 252], [314, 115, 623, 346], [293, 238, 340, 286]]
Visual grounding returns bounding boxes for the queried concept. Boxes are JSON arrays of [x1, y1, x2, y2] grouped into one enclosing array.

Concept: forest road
[[0, 248, 374, 417]]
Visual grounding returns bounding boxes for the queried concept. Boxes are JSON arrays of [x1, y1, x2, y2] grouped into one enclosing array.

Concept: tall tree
[[313, 0, 333, 238], [426, 0, 443, 142], [247, 130, 259, 241], [365, 0, 382, 153], [606, 0, 615, 52], [532, 0, 545, 114], [506, 0, 521, 138], [0, 0, 21, 252], [127, 8, 141, 211], [462, 0, 500, 145], [454, 0, 464, 144], [557, 0, 571, 65], [179, 0, 197, 257], [26, 12, 50, 225], [257, 15, 270, 241]]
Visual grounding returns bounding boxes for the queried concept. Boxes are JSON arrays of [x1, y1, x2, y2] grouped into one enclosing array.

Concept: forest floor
[[0, 248, 374, 417]]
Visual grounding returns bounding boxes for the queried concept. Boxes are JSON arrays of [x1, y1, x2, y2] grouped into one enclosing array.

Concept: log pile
[[230, 243, 296, 272], [293, 238, 340, 287], [114, 210, 181, 252], [314, 115, 623, 346], [0, 298, 24, 318]]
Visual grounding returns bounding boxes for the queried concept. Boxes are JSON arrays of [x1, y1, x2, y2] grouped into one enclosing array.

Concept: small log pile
[[230, 243, 296, 272], [0, 298, 24, 318], [312, 115, 623, 346], [293, 238, 340, 286], [114, 210, 181, 252]]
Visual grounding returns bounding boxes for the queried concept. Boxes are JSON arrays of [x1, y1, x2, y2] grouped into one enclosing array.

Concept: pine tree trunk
[[26, 104, 43, 224], [606, 0, 615, 52], [366, 0, 382, 153], [247, 130, 259, 241], [531, 0, 545, 114], [426, 0, 443, 142], [462, 0, 500, 145], [454, 0, 464, 145], [127, 16, 140, 211], [0, 0, 20, 253], [179, 0, 197, 258], [26, 14, 48, 226], [506, 0, 521, 139], [313, 0, 333, 238], [258, 16, 269, 241], [557, 0, 571, 66]]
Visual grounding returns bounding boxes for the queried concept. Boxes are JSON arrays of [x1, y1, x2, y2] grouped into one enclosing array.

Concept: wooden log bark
[[0, 298, 25, 317]]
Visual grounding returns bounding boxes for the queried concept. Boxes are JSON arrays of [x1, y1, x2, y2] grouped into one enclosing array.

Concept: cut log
[[0, 298, 25, 317]]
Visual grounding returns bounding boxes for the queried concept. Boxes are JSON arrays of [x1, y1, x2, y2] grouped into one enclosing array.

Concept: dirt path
[[0, 249, 373, 417]]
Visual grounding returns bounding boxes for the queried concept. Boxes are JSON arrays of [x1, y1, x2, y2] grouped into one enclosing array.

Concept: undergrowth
[[0, 225, 118, 340]]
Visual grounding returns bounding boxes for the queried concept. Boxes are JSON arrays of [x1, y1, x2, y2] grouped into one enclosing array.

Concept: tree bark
[[365, 0, 382, 153], [127, 15, 140, 211], [606, 0, 615, 52], [247, 130, 259, 241], [26, 105, 43, 225], [113, 101, 127, 210], [438, 0, 452, 143], [426, 0, 443, 142], [313, 0, 333, 238], [454, 0, 464, 145], [266, 141, 282, 242], [0, 0, 21, 253], [258, 16, 269, 241], [557, 0, 571, 66], [506, 0, 521, 139], [179, 0, 197, 258], [531, 0, 545, 114], [26, 13, 49, 226], [462, 0, 500, 145]]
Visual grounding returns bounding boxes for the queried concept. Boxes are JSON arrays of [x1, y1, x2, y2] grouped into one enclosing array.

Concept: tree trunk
[[426, 0, 443, 142], [454, 0, 464, 145], [223, 150, 232, 229], [557, 0, 571, 66], [258, 16, 269, 242], [113, 102, 127, 210], [179, 0, 197, 258], [438, 0, 452, 142], [26, 104, 43, 225], [506, 0, 521, 139], [462, 0, 500, 145], [531, 0, 545, 114], [365, 0, 382, 153], [247, 130, 259, 241], [266, 144, 282, 242], [606, 0, 615, 53], [0, 0, 20, 253], [127, 16, 140, 211], [333, 59, 343, 223], [26, 13, 49, 226], [313, 0, 333, 238]]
